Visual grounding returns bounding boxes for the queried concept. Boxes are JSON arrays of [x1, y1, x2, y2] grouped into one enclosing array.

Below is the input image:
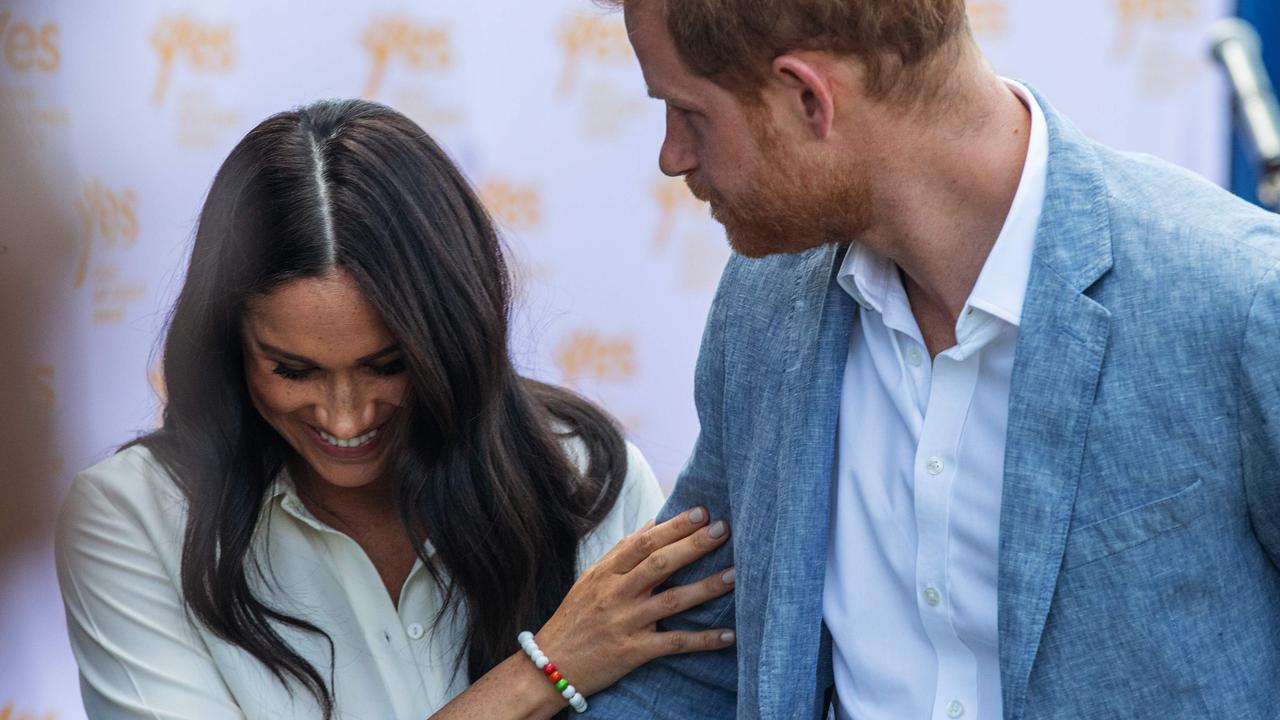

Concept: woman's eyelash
[[270, 360, 405, 379], [272, 363, 314, 380], [369, 359, 407, 376]]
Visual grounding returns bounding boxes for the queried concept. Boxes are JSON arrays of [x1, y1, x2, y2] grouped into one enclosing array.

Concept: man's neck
[[858, 68, 1032, 344]]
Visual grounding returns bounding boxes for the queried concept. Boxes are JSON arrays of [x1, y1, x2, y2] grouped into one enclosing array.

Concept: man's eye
[[368, 358, 407, 377], [272, 363, 315, 381]]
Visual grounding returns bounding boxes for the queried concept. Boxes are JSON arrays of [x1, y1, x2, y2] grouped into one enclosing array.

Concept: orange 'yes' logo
[[1113, 0, 1198, 55], [555, 331, 637, 388], [361, 17, 452, 98], [0, 12, 59, 72], [151, 16, 234, 105], [0, 701, 57, 720], [1115, 0, 1197, 23], [967, 2, 1009, 39], [557, 15, 631, 95], [652, 178, 707, 251], [481, 180, 543, 232], [74, 180, 138, 289]]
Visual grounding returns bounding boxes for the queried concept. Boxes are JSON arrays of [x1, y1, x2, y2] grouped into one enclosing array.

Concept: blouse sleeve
[[576, 441, 667, 571], [55, 469, 245, 720], [619, 441, 667, 532]]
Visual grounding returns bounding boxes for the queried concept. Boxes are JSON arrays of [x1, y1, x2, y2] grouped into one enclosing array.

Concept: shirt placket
[[910, 345, 982, 720], [399, 559, 465, 711], [279, 493, 420, 720]]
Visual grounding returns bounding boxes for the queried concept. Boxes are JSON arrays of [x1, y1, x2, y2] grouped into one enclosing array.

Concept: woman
[[55, 99, 735, 719]]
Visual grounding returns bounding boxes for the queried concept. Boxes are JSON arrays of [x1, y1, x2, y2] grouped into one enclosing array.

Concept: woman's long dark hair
[[137, 99, 627, 715]]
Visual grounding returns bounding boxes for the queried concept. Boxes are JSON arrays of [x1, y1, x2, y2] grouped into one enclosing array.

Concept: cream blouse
[[55, 441, 665, 720]]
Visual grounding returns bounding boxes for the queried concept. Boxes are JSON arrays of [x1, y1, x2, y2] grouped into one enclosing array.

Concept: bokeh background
[[0, 0, 1266, 716]]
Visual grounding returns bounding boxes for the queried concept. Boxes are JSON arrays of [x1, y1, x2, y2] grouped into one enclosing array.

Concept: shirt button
[[923, 587, 941, 607], [407, 623, 425, 640], [947, 700, 965, 718], [926, 456, 945, 476], [907, 346, 924, 367]]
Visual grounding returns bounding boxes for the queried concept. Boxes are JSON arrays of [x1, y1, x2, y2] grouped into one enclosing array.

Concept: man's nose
[[659, 108, 697, 177]]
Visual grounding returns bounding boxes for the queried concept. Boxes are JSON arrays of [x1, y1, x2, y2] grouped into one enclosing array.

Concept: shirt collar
[[837, 78, 1048, 332], [962, 79, 1047, 330], [267, 468, 330, 534], [837, 242, 897, 314]]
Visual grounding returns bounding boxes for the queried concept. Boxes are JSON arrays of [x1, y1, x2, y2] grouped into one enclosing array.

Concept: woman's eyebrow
[[256, 342, 315, 365], [357, 344, 401, 363], [254, 342, 399, 365]]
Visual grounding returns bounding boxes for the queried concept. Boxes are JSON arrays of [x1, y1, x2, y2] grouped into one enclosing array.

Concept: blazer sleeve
[[585, 261, 739, 719], [1241, 261, 1280, 570], [55, 469, 245, 720]]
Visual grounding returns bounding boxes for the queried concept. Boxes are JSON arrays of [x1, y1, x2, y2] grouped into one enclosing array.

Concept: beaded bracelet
[[517, 631, 588, 713]]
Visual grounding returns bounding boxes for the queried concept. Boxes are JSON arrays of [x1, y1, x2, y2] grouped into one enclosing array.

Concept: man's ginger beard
[[686, 105, 873, 259]]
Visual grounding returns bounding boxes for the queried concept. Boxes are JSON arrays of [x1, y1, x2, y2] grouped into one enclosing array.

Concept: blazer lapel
[[757, 243, 856, 719], [999, 95, 1114, 720]]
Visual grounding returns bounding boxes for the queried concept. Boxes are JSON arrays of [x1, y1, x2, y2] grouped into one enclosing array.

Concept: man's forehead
[[621, 0, 666, 53], [624, 2, 688, 99]]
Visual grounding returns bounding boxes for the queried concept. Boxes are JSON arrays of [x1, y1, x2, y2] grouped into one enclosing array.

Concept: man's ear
[[771, 53, 836, 140]]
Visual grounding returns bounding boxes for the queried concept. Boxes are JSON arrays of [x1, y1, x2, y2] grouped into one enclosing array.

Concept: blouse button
[[407, 623, 425, 640]]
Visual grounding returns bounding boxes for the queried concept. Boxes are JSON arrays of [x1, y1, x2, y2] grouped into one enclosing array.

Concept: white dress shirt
[[56, 439, 665, 720], [823, 80, 1048, 720]]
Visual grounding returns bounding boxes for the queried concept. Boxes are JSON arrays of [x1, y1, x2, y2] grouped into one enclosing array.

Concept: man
[[582, 0, 1280, 718]]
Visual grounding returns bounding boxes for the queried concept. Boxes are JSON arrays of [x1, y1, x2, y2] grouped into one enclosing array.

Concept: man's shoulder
[[713, 245, 838, 324], [1049, 139, 1280, 334], [1092, 143, 1280, 275]]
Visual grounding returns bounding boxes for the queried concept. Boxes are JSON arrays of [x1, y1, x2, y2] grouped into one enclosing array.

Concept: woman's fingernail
[[688, 507, 706, 524], [721, 568, 736, 585], [720, 631, 736, 643], [708, 520, 727, 539]]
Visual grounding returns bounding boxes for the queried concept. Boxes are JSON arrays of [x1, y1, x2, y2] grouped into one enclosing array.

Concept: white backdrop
[[0, 1, 1232, 717]]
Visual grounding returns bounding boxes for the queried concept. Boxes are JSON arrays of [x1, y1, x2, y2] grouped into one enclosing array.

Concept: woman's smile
[[307, 421, 388, 460]]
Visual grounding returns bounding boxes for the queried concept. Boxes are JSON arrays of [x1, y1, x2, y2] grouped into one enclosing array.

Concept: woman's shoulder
[[569, 436, 666, 571], [57, 443, 189, 553], [560, 432, 663, 506], [616, 440, 665, 520], [71, 442, 185, 502]]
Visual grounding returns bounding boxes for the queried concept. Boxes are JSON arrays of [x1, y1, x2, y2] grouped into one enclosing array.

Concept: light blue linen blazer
[[586, 94, 1280, 719]]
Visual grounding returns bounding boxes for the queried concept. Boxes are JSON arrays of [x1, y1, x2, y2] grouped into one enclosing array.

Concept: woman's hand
[[531, 507, 736, 697]]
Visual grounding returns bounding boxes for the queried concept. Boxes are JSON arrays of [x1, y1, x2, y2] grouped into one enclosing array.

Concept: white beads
[[516, 630, 589, 714]]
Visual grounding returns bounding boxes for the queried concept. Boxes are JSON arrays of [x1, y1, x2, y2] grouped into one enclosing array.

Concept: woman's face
[[242, 269, 408, 490]]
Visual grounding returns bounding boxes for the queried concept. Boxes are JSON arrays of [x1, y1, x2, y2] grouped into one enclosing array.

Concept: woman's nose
[[315, 379, 377, 438]]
